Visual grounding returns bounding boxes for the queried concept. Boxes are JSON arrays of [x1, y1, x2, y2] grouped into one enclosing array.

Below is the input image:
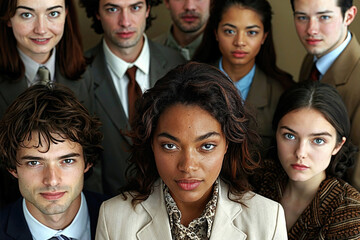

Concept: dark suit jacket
[[0, 191, 106, 240], [0, 66, 94, 209], [85, 39, 186, 195], [299, 33, 360, 190]]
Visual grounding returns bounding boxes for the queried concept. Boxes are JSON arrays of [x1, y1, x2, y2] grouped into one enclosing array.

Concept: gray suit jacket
[[95, 180, 287, 239], [85, 40, 185, 195]]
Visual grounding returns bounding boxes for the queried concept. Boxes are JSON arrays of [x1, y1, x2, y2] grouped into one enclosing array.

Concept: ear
[[84, 163, 93, 173], [8, 169, 19, 179], [332, 137, 346, 155], [145, 5, 150, 19], [262, 32, 269, 44], [344, 6, 357, 26], [7, 20, 12, 28]]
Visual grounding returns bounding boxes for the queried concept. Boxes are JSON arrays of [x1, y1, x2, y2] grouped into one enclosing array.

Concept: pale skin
[[9, 133, 91, 230], [152, 104, 228, 226], [276, 108, 345, 230], [215, 6, 268, 82]]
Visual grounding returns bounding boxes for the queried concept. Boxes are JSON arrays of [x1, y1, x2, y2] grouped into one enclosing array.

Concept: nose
[[234, 32, 245, 47], [295, 141, 308, 160], [307, 17, 319, 36], [184, 0, 196, 11], [43, 165, 61, 187], [178, 149, 199, 173], [34, 16, 47, 35], [118, 9, 131, 28]]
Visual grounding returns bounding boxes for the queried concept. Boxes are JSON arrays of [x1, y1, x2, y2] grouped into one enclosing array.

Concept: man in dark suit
[[80, 0, 186, 195], [0, 84, 105, 240], [290, 0, 360, 190]]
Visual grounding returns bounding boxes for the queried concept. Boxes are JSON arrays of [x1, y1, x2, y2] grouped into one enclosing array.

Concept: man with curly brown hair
[[0, 84, 105, 240]]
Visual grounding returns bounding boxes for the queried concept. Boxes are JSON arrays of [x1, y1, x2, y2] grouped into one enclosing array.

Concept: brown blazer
[[299, 34, 360, 190]]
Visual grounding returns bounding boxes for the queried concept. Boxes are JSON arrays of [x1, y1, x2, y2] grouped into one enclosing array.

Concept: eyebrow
[[20, 153, 81, 161], [103, 1, 144, 8], [16, 5, 64, 12], [156, 131, 221, 142], [279, 126, 333, 137], [222, 23, 261, 29], [294, 10, 334, 15]]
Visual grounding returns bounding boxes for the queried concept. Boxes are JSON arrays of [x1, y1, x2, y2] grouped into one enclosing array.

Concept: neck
[[286, 172, 326, 201], [105, 37, 144, 63], [26, 195, 81, 230], [222, 58, 255, 82], [172, 25, 203, 47]]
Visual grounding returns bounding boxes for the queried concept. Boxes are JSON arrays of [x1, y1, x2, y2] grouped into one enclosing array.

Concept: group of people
[[0, 0, 359, 239]]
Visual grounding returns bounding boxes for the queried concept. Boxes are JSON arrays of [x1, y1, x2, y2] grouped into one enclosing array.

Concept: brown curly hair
[[0, 84, 103, 171], [123, 62, 261, 205]]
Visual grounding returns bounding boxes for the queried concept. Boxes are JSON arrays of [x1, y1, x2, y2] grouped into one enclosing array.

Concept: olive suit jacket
[[299, 34, 360, 189], [85, 40, 185, 195]]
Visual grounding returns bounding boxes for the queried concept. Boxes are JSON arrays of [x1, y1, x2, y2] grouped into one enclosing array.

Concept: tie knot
[[37, 66, 51, 85], [310, 62, 320, 81], [126, 66, 137, 83]]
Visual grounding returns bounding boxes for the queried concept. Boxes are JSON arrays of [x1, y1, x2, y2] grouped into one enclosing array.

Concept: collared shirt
[[18, 47, 56, 87], [314, 31, 352, 80], [162, 26, 203, 60], [23, 192, 91, 240], [219, 57, 255, 100], [163, 179, 219, 240], [103, 35, 150, 118]]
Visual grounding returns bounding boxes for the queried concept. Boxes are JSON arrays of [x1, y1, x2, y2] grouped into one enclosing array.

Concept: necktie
[[37, 66, 51, 85], [309, 62, 320, 81], [48, 235, 73, 240], [126, 66, 142, 123]]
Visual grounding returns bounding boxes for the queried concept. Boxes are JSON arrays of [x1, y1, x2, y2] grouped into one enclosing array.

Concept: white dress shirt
[[103, 34, 151, 118], [23, 192, 91, 240]]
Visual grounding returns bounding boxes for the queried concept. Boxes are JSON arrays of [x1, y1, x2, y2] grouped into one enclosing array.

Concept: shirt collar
[[314, 31, 352, 78], [23, 192, 90, 240], [219, 57, 255, 100], [18, 47, 56, 86], [165, 26, 203, 60], [103, 34, 150, 76]]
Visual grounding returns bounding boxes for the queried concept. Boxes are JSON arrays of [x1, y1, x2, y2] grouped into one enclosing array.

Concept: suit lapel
[[0, 77, 27, 106], [6, 198, 33, 240], [90, 44, 131, 141], [210, 181, 247, 240], [137, 181, 173, 240], [148, 41, 167, 87]]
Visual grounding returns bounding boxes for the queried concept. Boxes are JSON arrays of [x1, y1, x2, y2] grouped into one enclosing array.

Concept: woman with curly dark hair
[[253, 81, 360, 239], [95, 62, 287, 239]]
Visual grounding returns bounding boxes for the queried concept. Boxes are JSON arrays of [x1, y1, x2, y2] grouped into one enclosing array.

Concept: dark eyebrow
[[20, 153, 81, 161], [221, 23, 261, 29], [157, 131, 221, 142], [294, 10, 334, 15], [279, 126, 333, 137], [16, 5, 64, 12], [104, 1, 144, 8]]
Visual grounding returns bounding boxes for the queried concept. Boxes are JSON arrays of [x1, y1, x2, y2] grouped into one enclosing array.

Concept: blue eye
[[49, 11, 60, 18], [27, 161, 40, 166], [63, 159, 75, 164], [284, 133, 295, 140], [313, 138, 325, 145], [248, 30, 258, 36], [224, 29, 236, 35], [132, 5, 141, 11], [106, 7, 118, 13], [296, 15, 308, 21], [20, 12, 33, 19]]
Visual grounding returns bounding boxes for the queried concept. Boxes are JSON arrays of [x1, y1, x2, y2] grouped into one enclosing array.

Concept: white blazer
[[95, 179, 287, 239]]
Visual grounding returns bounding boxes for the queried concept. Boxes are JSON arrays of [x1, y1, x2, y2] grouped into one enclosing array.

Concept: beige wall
[[76, 1, 360, 80]]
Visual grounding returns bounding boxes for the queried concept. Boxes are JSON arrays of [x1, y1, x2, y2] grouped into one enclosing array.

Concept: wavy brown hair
[[0, 0, 87, 81], [122, 62, 261, 206], [0, 84, 103, 171]]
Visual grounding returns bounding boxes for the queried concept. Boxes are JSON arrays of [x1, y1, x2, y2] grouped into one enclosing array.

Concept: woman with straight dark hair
[[193, 0, 294, 156], [253, 81, 360, 239], [0, 0, 94, 208], [95, 62, 287, 239]]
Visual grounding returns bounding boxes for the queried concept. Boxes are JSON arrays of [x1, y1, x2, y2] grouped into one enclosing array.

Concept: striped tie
[[48, 235, 74, 240]]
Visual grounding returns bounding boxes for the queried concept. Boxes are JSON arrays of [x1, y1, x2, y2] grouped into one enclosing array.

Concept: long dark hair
[[0, 0, 87, 81], [273, 81, 358, 178], [193, 0, 293, 89], [123, 62, 261, 205]]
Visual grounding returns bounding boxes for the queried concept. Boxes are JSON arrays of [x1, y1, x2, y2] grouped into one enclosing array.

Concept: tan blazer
[[299, 34, 360, 190], [95, 180, 287, 240]]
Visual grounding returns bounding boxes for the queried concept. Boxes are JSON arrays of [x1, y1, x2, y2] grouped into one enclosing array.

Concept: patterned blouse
[[163, 180, 219, 240], [252, 159, 360, 240]]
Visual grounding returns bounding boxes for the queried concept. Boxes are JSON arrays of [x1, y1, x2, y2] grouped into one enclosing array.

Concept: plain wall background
[[76, 0, 360, 80]]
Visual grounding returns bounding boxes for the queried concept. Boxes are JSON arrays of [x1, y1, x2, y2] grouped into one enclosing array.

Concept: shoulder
[[152, 32, 168, 45], [84, 42, 103, 59], [148, 40, 185, 64]]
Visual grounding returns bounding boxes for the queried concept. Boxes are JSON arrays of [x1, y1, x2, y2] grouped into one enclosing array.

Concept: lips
[[176, 179, 202, 191], [182, 15, 198, 23], [232, 50, 248, 58], [291, 163, 309, 171], [306, 38, 322, 45], [116, 31, 135, 39], [31, 38, 51, 45], [40, 191, 65, 200]]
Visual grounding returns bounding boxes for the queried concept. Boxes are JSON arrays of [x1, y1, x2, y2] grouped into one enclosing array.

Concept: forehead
[[294, 0, 340, 11], [220, 6, 263, 27], [16, 0, 66, 7], [99, 0, 147, 6]]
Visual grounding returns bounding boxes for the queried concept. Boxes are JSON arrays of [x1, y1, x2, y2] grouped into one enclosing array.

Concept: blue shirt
[[219, 57, 255, 100]]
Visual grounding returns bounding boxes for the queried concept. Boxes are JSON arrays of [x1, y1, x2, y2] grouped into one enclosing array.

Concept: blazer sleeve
[[272, 203, 288, 240], [95, 203, 110, 240]]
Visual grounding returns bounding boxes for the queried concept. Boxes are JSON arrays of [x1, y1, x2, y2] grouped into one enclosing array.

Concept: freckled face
[[10, 133, 90, 220], [8, 0, 67, 63], [152, 104, 228, 210], [276, 108, 344, 183], [215, 6, 267, 71]]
